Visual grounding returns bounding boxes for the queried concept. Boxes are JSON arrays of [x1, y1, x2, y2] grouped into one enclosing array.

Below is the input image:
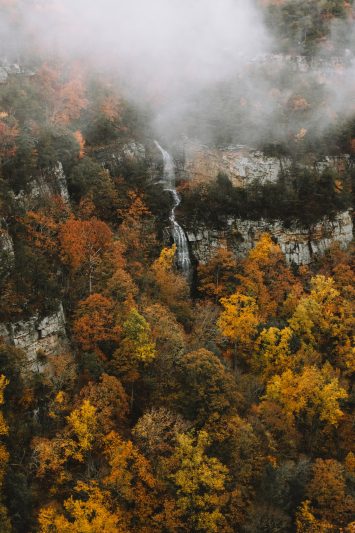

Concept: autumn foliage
[[0, 41, 353, 533], [60, 217, 113, 292], [72, 293, 120, 357]]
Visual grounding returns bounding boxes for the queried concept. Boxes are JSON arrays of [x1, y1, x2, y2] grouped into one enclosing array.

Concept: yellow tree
[[318, 243, 355, 300], [38, 481, 127, 533], [262, 364, 348, 429], [77, 374, 129, 433], [33, 400, 100, 483], [218, 293, 260, 367], [103, 431, 177, 532], [152, 245, 191, 325], [121, 308, 156, 364], [237, 233, 295, 320], [59, 217, 113, 294], [112, 308, 156, 391], [295, 500, 336, 532], [253, 326, 294, 380], [143, 303, 186, 357], [0, 375, 9, 439], [72, 293, 120, 358], [118, 193, 157, 282], [167, 430, 228, 533], [297, 458, 355, 529], [66, 400, 98, 463], [289, 275, 354, 370], [154, 244, 176, 270], [94, 240, 138, 304]]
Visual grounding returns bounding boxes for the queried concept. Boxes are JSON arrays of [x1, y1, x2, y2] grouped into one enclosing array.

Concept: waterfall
[[154, 141, 191, 275]]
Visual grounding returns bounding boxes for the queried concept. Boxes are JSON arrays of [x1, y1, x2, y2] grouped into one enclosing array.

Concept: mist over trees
[[1, 0, 355, 146]]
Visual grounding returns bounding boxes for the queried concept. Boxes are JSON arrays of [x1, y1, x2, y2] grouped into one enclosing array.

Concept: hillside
[[0, 1, 354, 532]]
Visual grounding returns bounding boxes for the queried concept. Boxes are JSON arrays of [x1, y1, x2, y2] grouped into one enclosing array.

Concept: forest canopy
[[0, 1, 354, 532]]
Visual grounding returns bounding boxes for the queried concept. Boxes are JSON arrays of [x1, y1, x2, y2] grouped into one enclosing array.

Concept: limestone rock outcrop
[[0, 60, 35, 84], [92, 141, 146, 172], [187, 210, 353, 265], [0, 224, 14, 260], [0, 304, 69, 371], [179, 140, 351, 187], [182, 141, 289, 186], [14, 162, 70, 209], [0, 223, 15, 278]]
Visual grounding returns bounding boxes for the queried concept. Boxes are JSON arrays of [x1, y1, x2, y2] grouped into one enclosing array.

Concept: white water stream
[[154, 141, 191, 275]]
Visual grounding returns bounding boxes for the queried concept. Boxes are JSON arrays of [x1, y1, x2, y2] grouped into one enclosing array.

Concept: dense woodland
[[0, 1, 354, 532]]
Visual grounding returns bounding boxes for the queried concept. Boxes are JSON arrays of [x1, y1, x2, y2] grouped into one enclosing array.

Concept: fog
[[1, 0, 355, 147], [12, 1, 269, 91]]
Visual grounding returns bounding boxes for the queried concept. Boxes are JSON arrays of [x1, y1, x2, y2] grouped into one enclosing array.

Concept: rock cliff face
[[0, 304, 68, 371], [14, 162, 69, 209], [187, 210, 353, 265], [0, 61, 32, 84], [181, 141, 288, 186], [179, 140, 350, 187], [0, 224, 14, 260], [171, 140, 353, 265], [0, 224, 15, 279], [91, 141, 146, 173]]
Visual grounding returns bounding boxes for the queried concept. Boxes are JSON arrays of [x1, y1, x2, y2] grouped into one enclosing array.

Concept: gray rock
[[188, 210, 353, 266], [0, 225, 14, 258], [179, 139, 350, 188], [181, 141, 290, 186], [0, 224, 15, 279], [0, 304, 69, 372], [14, 162, 70, 209], [122, 142, 146, 160], [0, 68, 8, 84]]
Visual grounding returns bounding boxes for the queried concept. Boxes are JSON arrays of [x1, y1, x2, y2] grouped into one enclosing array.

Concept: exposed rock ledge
[[0, 222, 14, 263], [179, 140, 350, 187], [187, 210, 353, 265], [0, 61, 35, 84], [0, 224, 15, 280], [0, 304, 68, 371], [13, 162, 69, 209]]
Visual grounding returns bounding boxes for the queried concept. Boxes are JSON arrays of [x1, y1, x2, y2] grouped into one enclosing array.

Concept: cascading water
[[154, 141, 191, 275]]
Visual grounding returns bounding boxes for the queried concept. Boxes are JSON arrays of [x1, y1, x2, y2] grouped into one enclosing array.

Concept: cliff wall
[[180, 140, 350, 187], [187, 210, 353, 265], [0, 304, 68, 371]]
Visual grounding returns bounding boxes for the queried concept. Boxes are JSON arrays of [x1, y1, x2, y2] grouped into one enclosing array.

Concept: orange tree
[[59, 217, 113, 294]]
